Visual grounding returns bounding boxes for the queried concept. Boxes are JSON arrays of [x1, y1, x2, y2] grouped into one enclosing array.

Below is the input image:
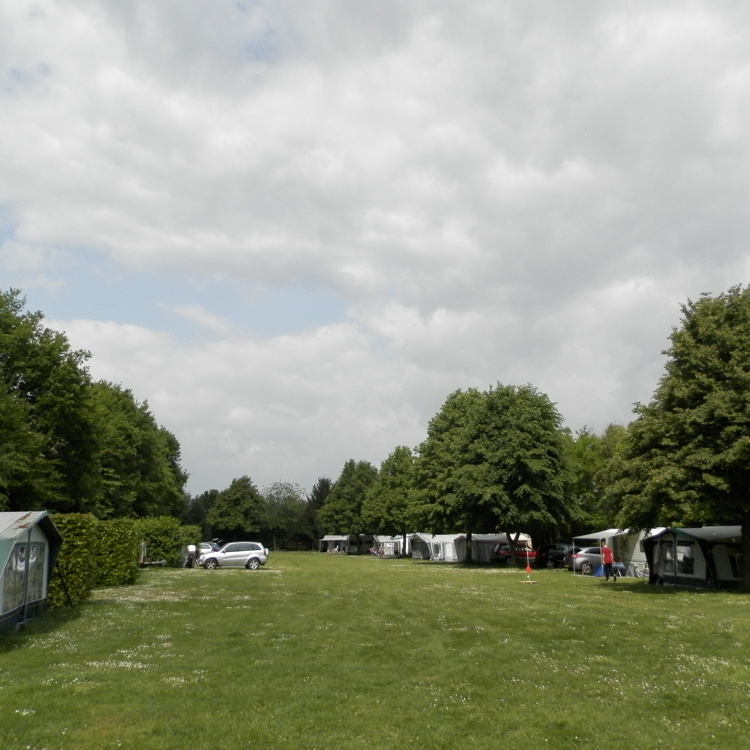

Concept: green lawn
[[1, 553, 749, 749]]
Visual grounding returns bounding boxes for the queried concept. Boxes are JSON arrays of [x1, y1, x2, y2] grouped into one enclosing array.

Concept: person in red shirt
[[600, 539, 614, 581]]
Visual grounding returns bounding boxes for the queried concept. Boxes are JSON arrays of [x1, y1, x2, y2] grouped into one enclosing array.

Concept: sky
[[2, 1, 750, 497]]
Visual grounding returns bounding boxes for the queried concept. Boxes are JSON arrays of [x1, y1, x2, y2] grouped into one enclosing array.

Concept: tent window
[[2, 542, 47, 612], [728, 547, 742, 578], [27, 543, 47, 602], [676, 542, 695, 575], [662, 544, 674, 573], [3, 544, 27, 612]]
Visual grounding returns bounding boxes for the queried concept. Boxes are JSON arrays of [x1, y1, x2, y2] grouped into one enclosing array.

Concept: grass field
[[1, 553, 749, 750]]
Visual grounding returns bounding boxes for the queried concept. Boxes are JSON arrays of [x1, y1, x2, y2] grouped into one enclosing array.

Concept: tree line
[[5, 285, 750, 585]]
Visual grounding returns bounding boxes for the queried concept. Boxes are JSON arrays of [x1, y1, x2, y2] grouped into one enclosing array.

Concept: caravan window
[[676, 542, 695, 575], [662, 544, 674, 572]]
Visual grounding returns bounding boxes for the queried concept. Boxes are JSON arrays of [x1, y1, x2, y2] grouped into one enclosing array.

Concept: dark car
[[535, 543, 574, 569], [492, 543, 537, 565]]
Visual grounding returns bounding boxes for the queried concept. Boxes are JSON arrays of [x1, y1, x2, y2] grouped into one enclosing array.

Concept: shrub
[[95, 518, 139, 586], [137, 516, 191, 567], [47, 513, 98, 608]]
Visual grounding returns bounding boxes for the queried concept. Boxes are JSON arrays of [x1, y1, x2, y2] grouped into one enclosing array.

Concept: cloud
[[163, 304, 231, 335], [5, 1, 750, 494], [55, 317, 427, 492]]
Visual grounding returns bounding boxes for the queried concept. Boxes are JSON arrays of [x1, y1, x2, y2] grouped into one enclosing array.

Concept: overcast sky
[[2, 1, 750, 497]]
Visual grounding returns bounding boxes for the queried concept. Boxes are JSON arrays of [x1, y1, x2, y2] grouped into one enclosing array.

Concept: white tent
[[572, 528, 650, 577], [373, 535, 412, 557], [409, 532, 532, 563]]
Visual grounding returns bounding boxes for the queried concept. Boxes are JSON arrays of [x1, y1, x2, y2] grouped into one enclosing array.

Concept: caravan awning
[[645, 526, 741, 544]]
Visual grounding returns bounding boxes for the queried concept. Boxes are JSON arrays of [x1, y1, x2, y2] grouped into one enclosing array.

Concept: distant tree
[[317, 460, 378, 535], [262, 481, 309, 550], [183, 489, 219, 537], [611, 287, 750, 587], [562, 424, 627, 532], [414, 384, 571, 561], [306, 477, 332, 543], [362, 446, 415, 545], [207, 476, 266, 541]]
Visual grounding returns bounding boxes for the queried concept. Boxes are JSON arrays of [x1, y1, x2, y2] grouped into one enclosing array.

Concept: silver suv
[[200, 541, 269, 570]]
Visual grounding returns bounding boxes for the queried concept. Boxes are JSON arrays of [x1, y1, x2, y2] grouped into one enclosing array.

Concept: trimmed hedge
[[47, 513, 98, 608], [95, 518, 139, 586], [136, 516, 198, 567]]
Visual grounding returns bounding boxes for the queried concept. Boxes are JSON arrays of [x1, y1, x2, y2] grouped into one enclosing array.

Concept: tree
[[611, 287, 750, 587], [317, 460, 378, 535], [562, 424, 627, 532], [0, 288, 98, 511], [183, 489, 219, 536], [306, 477, 332, 543], [262, 481, 310, 550], [414, 384, 571, 561], [88, 382, 188, 518], [0, 388, 54, 510], [207, 476, 266, 541], [361, 446, 415, 546]]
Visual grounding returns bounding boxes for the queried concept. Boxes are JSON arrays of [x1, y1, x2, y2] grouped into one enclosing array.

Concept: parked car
[[535, 543, 574, 569], [199, 541, 220, 556], [563, 546, 602, 574], [492, 543, 537, 565], [199, 541, 269, 570]]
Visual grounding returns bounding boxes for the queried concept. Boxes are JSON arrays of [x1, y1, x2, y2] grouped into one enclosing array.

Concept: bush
[[137, 516, 193, 567], [47, 513, 98, 608], [95, 518, 139, 586]]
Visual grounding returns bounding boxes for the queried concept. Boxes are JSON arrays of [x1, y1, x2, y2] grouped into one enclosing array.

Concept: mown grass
[[1, 553, 749, 749]]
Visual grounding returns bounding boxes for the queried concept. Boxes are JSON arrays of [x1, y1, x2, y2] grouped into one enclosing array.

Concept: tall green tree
[[207, 475, 265, 541], [611, 287, 750, 587], [317, 460, 378, 535], [362, 446, 415, 544], [0, 388, 53, 510], [0, 288, 97, 511], [89, 382, 187, 518], [414, 384, 571, 560]]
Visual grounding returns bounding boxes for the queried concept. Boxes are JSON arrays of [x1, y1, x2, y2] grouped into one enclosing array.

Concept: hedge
[[136, 516, 200, 567], [95, 518, 140, 586], [47, 513, 98, 608]]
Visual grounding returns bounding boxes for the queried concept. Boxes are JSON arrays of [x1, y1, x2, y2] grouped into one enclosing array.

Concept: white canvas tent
[[572, 528, 649, 577], [0, 511, 63, 633], [409, 533, 532, 563], [643, 526, 742, 589], [318, 534, 374, 554], [373, 535, 412, 557]]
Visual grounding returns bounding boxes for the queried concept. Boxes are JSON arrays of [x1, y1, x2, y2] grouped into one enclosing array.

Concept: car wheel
[[246, 558, 261, 570], [204, 558, 219, 570], [581, 561, 592, 575]]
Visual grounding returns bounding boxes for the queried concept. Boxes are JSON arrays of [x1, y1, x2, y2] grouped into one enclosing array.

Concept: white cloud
[[5, 1, 750, 494]]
